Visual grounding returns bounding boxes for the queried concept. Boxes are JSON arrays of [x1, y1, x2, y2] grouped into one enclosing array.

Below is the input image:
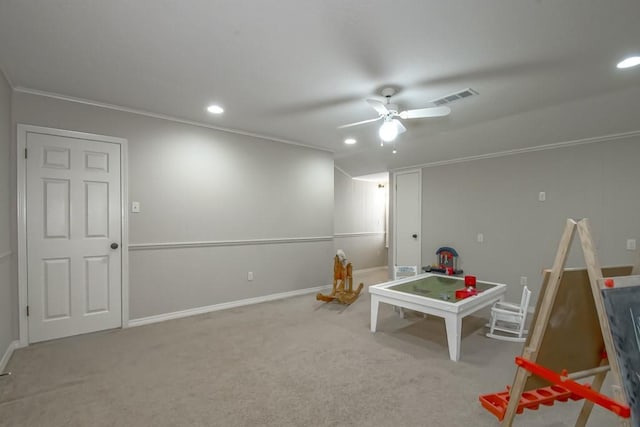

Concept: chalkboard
[[601, 275, 640, 427]]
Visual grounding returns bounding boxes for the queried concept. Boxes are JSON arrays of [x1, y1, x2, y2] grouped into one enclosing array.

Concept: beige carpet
[[0, 269, 614, 426]]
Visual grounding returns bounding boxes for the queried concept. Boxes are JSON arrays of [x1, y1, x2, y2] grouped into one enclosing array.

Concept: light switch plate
[[131, 201, 140, 213], [627, 239, 636, 251]]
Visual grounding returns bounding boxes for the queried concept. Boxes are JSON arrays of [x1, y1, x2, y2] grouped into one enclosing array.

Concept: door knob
[[412, 234, 418, 239], [110, 243, 119, 250]]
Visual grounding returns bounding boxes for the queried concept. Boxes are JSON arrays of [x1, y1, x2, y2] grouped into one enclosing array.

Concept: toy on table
[[316, 250, 364, 305], [455, 275, 478, 300], [424, 246, 463, 275]]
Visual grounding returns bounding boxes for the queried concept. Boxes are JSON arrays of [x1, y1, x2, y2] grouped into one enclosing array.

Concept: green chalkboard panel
[[601, 276, 640, 427]]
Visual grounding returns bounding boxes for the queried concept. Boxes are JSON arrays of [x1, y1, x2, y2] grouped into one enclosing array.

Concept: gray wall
[[0, 71, 14, 359], [333, 168, 387, 269], [12, 92, 335, 320], [419, 136, 640, 302]]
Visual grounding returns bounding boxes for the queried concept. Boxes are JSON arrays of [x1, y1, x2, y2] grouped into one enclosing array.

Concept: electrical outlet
[[627, 239, 637, 251], [477, 233, 484, 243], [520, 276, 527, 286], [247, 271, 254, 281], [131, 201, 141, 213]]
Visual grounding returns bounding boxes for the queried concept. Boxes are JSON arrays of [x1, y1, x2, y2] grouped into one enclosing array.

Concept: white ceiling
[[1, 1, 639, 176]]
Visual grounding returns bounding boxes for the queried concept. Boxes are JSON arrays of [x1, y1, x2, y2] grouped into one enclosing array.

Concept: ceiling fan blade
[[366, 99, 389, 115], [399, 106, 451, 119], [393, 119, 406, 134], [337, 116, 383, 129]]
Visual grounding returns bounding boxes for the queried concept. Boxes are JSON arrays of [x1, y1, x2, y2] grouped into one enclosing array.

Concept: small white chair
[[394, 265, 418, 280], [486, 286, 532, 342], [393, 266, 418, 318]]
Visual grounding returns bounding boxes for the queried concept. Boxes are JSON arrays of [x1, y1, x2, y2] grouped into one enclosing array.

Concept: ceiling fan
[[338, 87, 451, 142]]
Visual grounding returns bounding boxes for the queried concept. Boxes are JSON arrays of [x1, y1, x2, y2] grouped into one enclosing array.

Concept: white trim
[[0, 340, 20, 373], [391, 130, 640, 172], [17, 125, 28, 346], [392, 169, 422, 270], [334, 232, 385, 238], [334, 165, 351, 178], [129, 284, 333, 327], [17, 124, 130, 345], [0, 251, 11, 261], [0, 67, 14, 89], [14, 86, 333, 154], [120, 135, 130, 328], [353, 266, 387, 275], [128, 236, 333, 251]]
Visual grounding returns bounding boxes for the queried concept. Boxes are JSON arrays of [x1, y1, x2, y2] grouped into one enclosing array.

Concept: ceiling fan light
[[379, 120, 398, 142]]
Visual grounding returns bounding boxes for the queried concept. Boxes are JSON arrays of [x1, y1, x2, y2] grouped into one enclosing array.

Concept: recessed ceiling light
[[207, 104, 224, 114], [392, 149, 397, 154], [344, 138, 357, 145], [617, 56, 640, 69]]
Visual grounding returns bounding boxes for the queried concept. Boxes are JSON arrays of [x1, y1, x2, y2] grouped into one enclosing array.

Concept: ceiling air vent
[[431, 88, 478, 106]]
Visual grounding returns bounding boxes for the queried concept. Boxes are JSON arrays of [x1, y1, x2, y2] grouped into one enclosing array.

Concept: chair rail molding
[[128, 236, 333, 251]]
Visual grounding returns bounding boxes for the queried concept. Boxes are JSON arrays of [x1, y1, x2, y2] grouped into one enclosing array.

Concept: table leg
[[444, 315, 462, 361], [370, 297, 380, 332]]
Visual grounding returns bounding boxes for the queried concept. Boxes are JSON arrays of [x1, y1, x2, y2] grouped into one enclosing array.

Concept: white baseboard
[[129, 284, 333, 328], [353, 266, 387, 274], [0, 340, 20, 373]]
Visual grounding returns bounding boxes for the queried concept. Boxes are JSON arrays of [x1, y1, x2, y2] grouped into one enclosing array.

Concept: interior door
[[394, 170, 421, 269], [26, 131, 122, 342]]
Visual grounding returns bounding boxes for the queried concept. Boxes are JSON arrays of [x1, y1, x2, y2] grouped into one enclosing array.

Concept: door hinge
[[26, 305, 29, 316], [24, 148, 28, 159]]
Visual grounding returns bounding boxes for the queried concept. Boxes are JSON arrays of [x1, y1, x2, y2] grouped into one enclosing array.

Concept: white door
[[26, 131, 122, 342], [394, 170, 421, 269]]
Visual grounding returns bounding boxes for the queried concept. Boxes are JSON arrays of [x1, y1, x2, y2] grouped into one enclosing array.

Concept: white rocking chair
[[393, 266, 418, 318], [394, 265, 418, 280], [486, 286, 532, 342]]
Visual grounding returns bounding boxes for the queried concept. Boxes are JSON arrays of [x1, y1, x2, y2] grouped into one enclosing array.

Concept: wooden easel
[[499, 219, 634, 426]]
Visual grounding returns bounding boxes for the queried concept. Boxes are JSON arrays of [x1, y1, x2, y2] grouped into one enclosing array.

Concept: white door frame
[[392, 168, 422, 269], [17, 124, 130, 346]]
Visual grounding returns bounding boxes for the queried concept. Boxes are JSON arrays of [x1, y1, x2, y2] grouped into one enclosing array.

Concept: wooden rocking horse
[[316, 251, 364, 305]]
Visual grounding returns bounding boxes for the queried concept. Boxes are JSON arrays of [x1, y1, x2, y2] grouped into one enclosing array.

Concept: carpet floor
[[0, 268, 614, 426]]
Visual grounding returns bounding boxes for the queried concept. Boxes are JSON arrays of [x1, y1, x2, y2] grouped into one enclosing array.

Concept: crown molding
[[13, 86, 334, 153], [0, 67, 14, 89], [334, 165, 351, 178], [391, 130, 640, 172]]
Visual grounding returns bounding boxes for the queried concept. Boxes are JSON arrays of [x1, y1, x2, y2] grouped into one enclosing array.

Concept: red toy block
[[455, 287, 478, 300]]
